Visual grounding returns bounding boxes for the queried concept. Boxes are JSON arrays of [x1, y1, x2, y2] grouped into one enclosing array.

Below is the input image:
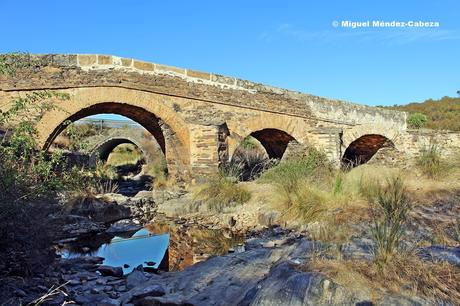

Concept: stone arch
[[91, 137, 143, 162], [248, 128, 296, 159], [36, 87, 191, 180], [226, 113, 315, 161], [341, 134, 395, 168], [341, 123, 402, 168]]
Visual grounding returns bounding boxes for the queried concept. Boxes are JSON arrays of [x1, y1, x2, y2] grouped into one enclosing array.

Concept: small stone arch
[[91, 137, 144, 162]]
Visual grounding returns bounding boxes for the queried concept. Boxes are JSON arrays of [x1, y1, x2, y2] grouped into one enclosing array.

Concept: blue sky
[[1, 0, 459, 108]]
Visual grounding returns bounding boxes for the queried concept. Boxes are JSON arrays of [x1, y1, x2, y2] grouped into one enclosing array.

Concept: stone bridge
[[1, 54, 458, 182]]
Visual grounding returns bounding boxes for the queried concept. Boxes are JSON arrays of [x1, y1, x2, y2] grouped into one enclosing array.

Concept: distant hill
[[383, 96, 460, 131]]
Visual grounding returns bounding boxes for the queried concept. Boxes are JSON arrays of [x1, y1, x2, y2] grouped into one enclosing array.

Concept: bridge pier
[[189, 123, 223, 183]]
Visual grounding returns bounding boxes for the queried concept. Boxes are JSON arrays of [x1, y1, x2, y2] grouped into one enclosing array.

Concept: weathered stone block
[[133, 60, 154, 71], [187, 69, 211, 80], [211, 74, 236, 85], [78, 54, 97, 66], [121, 58, 133, 67], [53, 54, 77, 66], [98, 55, 113, 65], [156, 64, 185, 75]]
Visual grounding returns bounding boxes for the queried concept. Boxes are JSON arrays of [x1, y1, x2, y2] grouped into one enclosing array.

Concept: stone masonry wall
[[402, 129, 460, 159], [1, 53, 458, 179]]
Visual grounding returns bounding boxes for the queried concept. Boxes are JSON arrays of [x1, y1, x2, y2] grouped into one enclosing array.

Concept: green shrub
[[259, 148, 332, 196], [370, 176, 411, 266], [407, 112, 428, 129], [0, 91, 78, 205], [417, 143, 446, 178], [194, 173, 251, 212], [388, 96, 460, 131]]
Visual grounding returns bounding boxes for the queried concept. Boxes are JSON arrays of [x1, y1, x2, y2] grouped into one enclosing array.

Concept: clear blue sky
[[1, 0, 459, 107]]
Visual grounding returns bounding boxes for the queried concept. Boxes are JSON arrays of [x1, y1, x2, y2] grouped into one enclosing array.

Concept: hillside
[[385, 96, 460, 131]]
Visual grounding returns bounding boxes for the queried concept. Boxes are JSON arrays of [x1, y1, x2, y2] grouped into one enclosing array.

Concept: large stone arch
[[36, 87, 191, 180], [341, 123, 402, 168]]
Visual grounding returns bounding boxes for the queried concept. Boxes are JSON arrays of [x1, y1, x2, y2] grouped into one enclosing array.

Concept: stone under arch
[[341, 134, 395, 168], [36, 87, 191, 181]]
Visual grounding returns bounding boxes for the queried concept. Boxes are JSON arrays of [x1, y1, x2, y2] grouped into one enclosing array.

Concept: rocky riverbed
[[1, 188, 459, 306], [4, 224, 458, 306]]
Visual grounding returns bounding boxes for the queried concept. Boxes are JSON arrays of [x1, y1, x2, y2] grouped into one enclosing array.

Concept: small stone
[[74, 295, 92, 304], [96, 278, 107, 285], [263, 241, 275, 248], [37, 285, 48, 291], [68, 279, 81, 286], [145, 261, 155, 266], [97, 265, 123, 277], [91, 287, 102, 294], [97, 297, 121, 306], [123, 264, 130, 268], [14, 289, 27, 297], [107, 279, 125, 286], [103, 285, 113, 292], [130, 284, 165, 300], [117, 285, 127, 292]]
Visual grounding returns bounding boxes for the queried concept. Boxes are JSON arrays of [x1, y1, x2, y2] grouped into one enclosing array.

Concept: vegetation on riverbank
[[206, 143, 460, 303], [385, 95, 460, 131], [193, 172, 251, 212]]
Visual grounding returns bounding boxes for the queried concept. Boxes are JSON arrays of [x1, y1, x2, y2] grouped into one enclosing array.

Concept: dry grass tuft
[[304, 255, 460, 304], [193, 173, 251, 212], [416, 143, 448, 179]]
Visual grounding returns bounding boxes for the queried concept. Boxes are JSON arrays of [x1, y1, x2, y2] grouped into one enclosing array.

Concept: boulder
[[126, 270, 148, 289], [69, 196, 131, 224], [418, 245, 460, 267], [61, 215, 106, 237], [241, 261, 365, 306], [129, 284, 166, 301]]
